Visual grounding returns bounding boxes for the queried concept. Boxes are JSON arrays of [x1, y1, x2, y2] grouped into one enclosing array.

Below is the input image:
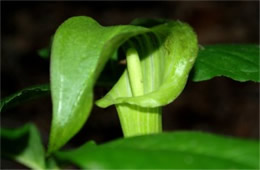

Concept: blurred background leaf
[[0, 123, 46, 169], [37, 48, 50, 59]]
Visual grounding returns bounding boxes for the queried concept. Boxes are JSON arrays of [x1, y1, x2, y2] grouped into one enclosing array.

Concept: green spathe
[[49, 16, 197, 153], [96, 21, 198, 137], [96, 21, 198, 108]]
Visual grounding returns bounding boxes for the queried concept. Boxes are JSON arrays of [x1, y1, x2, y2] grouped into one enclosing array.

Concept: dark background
[[1, 1, 259, 169]]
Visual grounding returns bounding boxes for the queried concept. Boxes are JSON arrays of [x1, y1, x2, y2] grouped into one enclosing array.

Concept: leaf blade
[[55, 132, 259, 169], [192, 44, 260, 82]]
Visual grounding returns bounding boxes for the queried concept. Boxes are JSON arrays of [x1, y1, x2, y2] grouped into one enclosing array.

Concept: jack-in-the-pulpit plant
[[49, 16, 197, 153], [1, 16, 259, 169]]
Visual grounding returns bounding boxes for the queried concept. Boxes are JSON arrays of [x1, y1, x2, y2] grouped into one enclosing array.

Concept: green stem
[[116, 48, 162, 137], [116, 104, 162, 137]]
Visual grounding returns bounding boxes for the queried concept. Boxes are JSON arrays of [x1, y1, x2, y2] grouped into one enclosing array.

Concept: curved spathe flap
[[96, 21, 198, 108]]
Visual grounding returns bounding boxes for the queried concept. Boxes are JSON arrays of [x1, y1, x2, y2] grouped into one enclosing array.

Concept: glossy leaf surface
[[0, 124, 45, 169], [55, 132, 259, 169], [192, 44, 260, 82]]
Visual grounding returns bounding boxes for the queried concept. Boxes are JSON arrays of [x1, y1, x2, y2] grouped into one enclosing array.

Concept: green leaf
[[0, 123, 46, 169], [55, 132, 259, 169], [192, 44, 260, 82], [0, 84, 50, 112]]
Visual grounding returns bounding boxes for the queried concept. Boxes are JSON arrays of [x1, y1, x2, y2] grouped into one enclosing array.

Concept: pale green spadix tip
[[126, 48, 144, 97]]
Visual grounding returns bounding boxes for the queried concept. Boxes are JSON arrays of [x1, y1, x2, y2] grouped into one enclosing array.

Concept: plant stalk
[[116, 48, 162, 137]]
